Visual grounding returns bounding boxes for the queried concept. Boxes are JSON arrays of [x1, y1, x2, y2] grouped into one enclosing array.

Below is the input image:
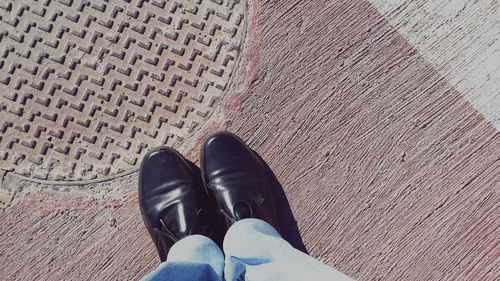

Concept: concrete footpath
[[0, 0, 498, 280]]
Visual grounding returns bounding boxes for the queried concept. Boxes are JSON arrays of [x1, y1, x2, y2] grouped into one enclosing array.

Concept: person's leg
[[201, 132, 355, 281], [223, 218, 355, 281], [141, 235, 224, 281]]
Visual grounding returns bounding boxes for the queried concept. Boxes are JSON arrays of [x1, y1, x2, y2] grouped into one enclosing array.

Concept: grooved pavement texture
[[370, 0, 500, 129], [1, 0, 499, 280]]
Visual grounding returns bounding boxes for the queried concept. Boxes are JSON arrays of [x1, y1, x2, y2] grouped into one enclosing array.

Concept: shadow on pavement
[[255, 152, 309, 254], [186, 152, 308, 254]]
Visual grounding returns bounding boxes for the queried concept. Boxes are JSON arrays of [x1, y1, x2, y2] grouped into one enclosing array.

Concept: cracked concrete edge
[[162, 0, 255, 158], [0, 171, 26, 209], [1, 170, 141, 213], [179, 0, 259, 160], [0, 0, 257, 210], [0, 165, 141, 210], [0, 169, 10, 208]]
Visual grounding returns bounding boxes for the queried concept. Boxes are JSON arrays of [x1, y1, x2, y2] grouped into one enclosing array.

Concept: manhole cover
[[0, 0, 246, 180]]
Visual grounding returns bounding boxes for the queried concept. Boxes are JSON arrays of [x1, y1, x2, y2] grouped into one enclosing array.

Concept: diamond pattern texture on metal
[[0, 0, 245, 180]]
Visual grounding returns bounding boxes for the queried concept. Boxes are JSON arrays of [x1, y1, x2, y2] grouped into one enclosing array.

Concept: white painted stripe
[[369, 0, 500, 129]]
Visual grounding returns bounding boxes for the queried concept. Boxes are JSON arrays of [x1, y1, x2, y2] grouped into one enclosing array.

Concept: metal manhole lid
[[0, 0, 245, 180]]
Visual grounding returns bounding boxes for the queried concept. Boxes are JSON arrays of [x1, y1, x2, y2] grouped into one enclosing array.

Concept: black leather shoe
[[201, 131, 280, 231], [139, 147, 218, 261]]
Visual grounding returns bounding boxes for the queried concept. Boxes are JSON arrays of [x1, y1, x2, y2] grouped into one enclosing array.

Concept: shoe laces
[[154, 208, 213, 242], [154, 219, 179, 242]]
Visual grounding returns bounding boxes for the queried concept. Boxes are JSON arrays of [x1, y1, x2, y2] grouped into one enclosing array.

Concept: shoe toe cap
[[140, 147, 193, 202], [202, 131, 262, 177]]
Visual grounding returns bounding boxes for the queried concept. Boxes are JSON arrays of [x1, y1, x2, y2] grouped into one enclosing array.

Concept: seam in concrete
[[4, 168, 140, 186]]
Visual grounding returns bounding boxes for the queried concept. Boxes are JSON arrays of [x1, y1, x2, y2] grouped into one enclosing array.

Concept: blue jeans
[[142, 218, 354, 281]]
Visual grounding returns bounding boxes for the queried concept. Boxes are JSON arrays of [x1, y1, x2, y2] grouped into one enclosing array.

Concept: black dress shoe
[[201, 131, 280, 231], [139, 147, 217, 261]]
